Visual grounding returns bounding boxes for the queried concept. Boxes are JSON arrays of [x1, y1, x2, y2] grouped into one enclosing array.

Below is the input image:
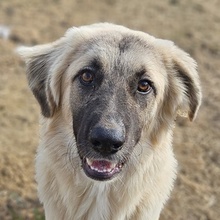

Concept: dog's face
[[18, 23, 201, 181], [69, 36, 159, 181]]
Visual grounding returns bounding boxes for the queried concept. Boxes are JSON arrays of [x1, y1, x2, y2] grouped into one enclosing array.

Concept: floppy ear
[[170, 46, 202, 121], [150, 43, 202, 144], [17, 40, 66, 117]]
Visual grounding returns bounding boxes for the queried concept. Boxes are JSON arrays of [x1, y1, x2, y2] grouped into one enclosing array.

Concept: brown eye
[[137, 79, 152, 94], [80, 71, 94, 84]]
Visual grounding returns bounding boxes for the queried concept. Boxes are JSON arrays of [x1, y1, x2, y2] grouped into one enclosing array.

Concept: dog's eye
[[79, 71, 94, 85], [137, 79, 152, 94]]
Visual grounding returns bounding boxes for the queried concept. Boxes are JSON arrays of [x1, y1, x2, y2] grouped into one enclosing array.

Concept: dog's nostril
[[91, 139, 101, 147], [90, 126, 125, 154], [113, 142, 123, 150]]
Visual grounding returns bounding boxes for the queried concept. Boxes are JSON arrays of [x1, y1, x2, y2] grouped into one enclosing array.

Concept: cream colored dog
[[18, 23, 201, 220]]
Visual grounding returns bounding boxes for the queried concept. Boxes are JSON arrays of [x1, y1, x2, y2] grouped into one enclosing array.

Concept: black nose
[[89, 126, 125, 155]]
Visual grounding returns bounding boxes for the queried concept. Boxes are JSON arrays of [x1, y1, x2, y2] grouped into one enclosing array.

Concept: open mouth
[[82, 157, 124, 181]]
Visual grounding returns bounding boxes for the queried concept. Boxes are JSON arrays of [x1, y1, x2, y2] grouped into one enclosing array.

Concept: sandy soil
[[0, 0, 219, 219]]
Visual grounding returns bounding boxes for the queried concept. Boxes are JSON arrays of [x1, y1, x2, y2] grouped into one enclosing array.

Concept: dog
[[18, 23, 201, 220]]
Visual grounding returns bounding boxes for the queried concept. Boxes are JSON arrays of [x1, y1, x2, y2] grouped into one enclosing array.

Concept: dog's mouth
[[82, 157, 124, 181]]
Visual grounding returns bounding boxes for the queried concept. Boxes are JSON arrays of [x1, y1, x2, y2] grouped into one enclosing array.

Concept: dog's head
[[18, 23, 201, 181]]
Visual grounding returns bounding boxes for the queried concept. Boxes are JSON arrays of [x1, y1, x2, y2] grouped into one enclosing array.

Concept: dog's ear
[[150, 43, 202, 145], [170, 46, 202, 121], [153, 40, 202, 125], [17, 41, 66, 117]]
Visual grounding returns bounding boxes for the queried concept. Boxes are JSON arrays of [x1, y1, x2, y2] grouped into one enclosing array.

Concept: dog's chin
[[82, 157, 124, 181]]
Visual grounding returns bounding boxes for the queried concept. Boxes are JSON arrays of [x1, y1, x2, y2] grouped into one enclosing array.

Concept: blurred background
[[0, 0, 219, 219]]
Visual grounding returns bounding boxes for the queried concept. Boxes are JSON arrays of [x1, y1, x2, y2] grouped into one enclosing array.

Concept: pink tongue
[[91, 160, 113, 170]]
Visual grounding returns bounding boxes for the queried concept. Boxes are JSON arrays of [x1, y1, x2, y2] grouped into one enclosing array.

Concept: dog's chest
[[71, 183, 112, 220]]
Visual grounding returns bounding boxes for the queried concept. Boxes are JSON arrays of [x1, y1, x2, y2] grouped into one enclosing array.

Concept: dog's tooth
[[86, 158, 93, 166], [93, 167, 98, 171], [118, 163, 122, 169], [110, 162, 117, 169]]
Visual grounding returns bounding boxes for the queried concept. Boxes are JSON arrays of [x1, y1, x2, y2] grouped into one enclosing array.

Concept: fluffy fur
[[18, 23, 201, 220]]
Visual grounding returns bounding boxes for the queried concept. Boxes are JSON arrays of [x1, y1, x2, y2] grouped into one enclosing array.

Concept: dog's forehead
[[72, 32, 165, 78], [65, 27, 168, 95]]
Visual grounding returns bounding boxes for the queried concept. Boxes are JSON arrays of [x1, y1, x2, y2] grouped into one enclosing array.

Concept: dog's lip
[[82, 157, 124, 181]]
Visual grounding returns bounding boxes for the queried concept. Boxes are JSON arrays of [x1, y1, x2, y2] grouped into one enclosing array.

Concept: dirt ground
[[0, 0, 219, 219]]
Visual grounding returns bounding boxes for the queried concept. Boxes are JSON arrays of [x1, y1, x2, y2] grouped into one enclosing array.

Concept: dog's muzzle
[[82, 125, 126, 181]]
